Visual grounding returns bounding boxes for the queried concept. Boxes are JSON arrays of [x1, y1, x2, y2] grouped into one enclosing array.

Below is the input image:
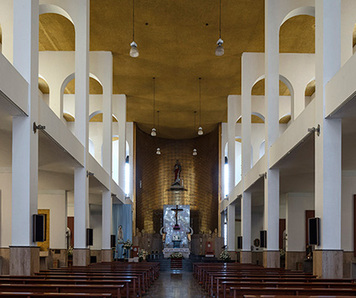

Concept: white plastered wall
[[286, 193, 314, 251], [341, 171, 356, 251], [38, 190, 67, 249], [0, 171, 12, 247], [0, 0, 14, 63]]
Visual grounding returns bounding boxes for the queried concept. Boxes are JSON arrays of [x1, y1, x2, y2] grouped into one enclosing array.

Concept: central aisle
[[146, 271, 208, 297]]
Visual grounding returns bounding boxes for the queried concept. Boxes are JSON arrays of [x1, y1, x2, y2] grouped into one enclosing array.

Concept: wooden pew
[[229, 286, 356, 298], [0, 284, 124, 298], [0, 292, 112, 297], [0, 278, 132, 298]]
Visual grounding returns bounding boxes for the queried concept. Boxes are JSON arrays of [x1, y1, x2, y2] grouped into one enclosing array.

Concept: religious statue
[[171, 205, 183, 230], [172, 160, 182, 185], [116, 225, 124, 259], [160, 227, 167, 243], [117, 225, 124, 242], [186, 227, 194, 242]]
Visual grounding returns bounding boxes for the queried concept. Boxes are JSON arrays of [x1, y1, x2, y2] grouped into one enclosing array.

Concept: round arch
[[39, 4, 74, 25], [280, 6, 315, 27]]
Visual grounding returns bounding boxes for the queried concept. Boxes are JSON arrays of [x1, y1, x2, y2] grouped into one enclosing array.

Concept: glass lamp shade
[[151, 128, 157, 137], [198, 126, 203, 136], [156, 147, 161, 155], [193, 148, 197, 156], [130, 41, 139, 58], [215, 38, 224, 56]]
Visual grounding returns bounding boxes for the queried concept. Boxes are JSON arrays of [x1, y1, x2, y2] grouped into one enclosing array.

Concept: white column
[[314, 0, 342, 278], [102, 54, 113, 174], [227, 204, 235, 251], [49, 80, 63, 120], [11, 0, 39, 247], [264, 0, 280, 267], [227, 95, 240, 193], [241, 57, 252, 258], [116, 95, 126, 190], [73, 0, 90, 260], [241, 192, 251, 250], [102, 191, 112, 249]]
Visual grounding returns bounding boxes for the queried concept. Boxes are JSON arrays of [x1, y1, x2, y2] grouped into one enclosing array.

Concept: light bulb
[[130, 41, 139, 58], [198, 126, 203, 135], [193, 149, 197, 156], [156, 147, 161, 155], [151, 128, 156, 137], [215, 38, 224, 56]]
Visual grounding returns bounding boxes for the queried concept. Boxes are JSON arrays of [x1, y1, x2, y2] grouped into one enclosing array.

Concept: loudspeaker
[[237, 236, 243, 249], [111, 235, 116, 248], [33, 214, 45, 242], [86, 228, 93, 246], [260, 230, 267, 248], [308, 217, 320, 245]]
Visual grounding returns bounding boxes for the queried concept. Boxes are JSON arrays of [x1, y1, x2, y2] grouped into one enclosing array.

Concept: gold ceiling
[[38, 1, 315, 139]]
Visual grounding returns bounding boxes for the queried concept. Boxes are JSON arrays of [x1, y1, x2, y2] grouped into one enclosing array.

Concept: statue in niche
[[212, 228, 218, 238], [136, 228, 142, 237], [117, 225, 124, 242], [172, 160, 182, 185]]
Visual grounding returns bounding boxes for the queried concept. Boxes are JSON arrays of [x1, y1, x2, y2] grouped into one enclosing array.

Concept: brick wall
[[136, 126, 219, 234]]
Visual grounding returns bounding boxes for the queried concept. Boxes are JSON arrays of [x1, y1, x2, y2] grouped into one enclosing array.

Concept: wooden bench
[[0, 292, 112, 297], [230, 286, 356, 298], [0, 284, 125, 298]]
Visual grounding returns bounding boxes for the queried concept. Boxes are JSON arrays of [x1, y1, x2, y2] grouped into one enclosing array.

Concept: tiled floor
[[146, 270, 209, 297]]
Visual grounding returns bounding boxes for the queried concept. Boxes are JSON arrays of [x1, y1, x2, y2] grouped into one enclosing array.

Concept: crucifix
[[171, 205, 183, 226]]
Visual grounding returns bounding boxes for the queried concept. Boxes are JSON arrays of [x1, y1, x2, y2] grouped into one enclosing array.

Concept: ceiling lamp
[[129, 0, 139, 57], [215, 0, 224, 56], [151, 77, 156, 136], [198, 78, 204, 136], [193, 111, 198, 155], [156, 147, 161, 155]]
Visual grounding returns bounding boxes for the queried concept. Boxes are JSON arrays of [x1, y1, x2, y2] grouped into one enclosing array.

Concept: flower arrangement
[[122, 239, 133, 250], [169, 252, 183, 259], [219, 250, 231, 261], [138, 249, 148, 261], [67, 246, 73, 257]]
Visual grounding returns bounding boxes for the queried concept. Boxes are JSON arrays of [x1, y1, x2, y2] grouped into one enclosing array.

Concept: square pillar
[[227, 204, 235, 252], [314, 0, 342, 278], [101, 191, 113, 262], [10, 0, 39, 275]]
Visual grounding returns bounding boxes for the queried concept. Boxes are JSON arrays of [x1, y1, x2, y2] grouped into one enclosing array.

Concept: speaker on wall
[[260, 230, 267, 248], [308, 217, 320, 246], [237, 236, 243, 249], [33, 214, 45, 242], [111, 235, 116, 248], [86, 228, 93, 246]]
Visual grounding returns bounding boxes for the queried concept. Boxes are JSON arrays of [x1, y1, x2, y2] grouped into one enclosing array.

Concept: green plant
[[169, 252, 183, 259], [219, 250, 231, 261]]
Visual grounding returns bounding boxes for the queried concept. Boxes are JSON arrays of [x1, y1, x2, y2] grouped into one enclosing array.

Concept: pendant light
[[198, 78, 204, 135], [130, 0, 139, 57], [215, 0, 224, 56], [155, 110, 161, 155], [151, 77, 156, 136], [193, 111, 198, 155]]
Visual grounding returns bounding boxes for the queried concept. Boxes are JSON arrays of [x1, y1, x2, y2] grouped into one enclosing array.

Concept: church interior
[[1, 0, 356, 296]]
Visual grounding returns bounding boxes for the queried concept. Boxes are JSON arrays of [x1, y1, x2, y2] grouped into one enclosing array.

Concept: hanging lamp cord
[[153, 77, 156, 127], [132, 0, 135, 40], [199, 78, 202, 127], [218, 0, 222, 38]]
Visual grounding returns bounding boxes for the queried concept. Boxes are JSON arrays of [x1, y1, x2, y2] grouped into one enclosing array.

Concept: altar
[[161, 204, 191, 258]]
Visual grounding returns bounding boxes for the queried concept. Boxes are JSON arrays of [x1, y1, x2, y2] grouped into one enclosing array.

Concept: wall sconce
[[86, 171, 94, 177], [308, 124, 320, 136], [259, 172, 267, 179], [33, 122, 46, 133]]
